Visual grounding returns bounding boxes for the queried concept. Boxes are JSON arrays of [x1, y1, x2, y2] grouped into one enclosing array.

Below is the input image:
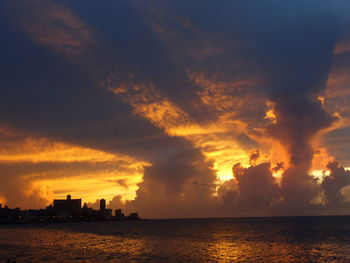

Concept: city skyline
[[0, 194, 139, 224]]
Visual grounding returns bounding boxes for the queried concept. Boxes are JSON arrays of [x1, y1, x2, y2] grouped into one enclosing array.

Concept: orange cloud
[[110, 81, 250, 183], [108, 79, 255, 185], [0, 125, 147, 208], [326, 69, 350, 99], [110, 81, 193, 131], [34, 171, 142, 204], [12, 0, 95, 57], [10, 0, 344, 211], [8, 0, 258, 192], [333, 38, 350, 55], [311, 147, 334, 172], [190, 72, 260, 115], [0, 137, 118, 163]]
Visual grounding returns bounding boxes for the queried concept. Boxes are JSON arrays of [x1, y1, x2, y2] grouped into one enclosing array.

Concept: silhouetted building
[[103, 209, 112, 219], [115, 209, 124, 220], [127, 212, 139, 220], [100, 199, 106, 211], [53, 195, 81, 216]]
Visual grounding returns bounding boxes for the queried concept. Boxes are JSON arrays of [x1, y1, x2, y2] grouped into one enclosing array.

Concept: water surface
[[1, 216, 350, 262]]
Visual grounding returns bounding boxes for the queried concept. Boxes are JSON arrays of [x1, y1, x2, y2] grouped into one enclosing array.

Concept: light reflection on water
[[1, 217, 350, 262]]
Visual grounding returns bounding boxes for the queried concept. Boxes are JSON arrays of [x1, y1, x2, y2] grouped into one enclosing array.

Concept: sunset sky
[[1, 0, 350, 218]]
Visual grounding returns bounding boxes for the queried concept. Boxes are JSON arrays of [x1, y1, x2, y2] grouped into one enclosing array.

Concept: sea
[[1, 216, 350, 263]]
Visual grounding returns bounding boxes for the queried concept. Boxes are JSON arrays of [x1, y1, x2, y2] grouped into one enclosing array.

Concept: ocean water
[[1, 216, 350, 263]]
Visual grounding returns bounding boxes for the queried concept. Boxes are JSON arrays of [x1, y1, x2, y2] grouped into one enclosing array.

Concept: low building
[[53, 195, 81, 216], [115, 209, 124, 220], [127, 213, 139, 220]]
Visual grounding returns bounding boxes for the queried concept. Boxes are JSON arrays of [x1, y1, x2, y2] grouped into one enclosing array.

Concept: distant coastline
[[0, 195, 139, 225]]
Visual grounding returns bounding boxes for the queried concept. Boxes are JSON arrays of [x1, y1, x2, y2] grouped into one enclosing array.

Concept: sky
[[1, 0, 350, 218]]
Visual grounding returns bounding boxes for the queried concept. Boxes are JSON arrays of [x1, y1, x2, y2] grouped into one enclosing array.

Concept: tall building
[[100, 199, 106, 211], [53, 195, 81, 215]]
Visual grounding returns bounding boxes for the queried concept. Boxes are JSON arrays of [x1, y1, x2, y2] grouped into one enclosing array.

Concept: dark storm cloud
[[0, 0, 218, 215], [233, 163, 280, 210], [181, 0, 344, 209], [135, 0, 350, 216], [221, 159, 350, 215], [132, 0, 268, 127], [65, 0, 212, 121], [253, 2, 339, 208], [0, 0, 201, 165], [144, 0, 348, 211], [1, 0, 350, 217], [322, 161, 350, 208], [142, 148, 214, 194], [125, 151, 217, 218]]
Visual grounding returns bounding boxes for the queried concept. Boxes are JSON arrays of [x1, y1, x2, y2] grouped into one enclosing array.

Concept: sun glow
[[0, 127, 147, 207], [33, 171, 143, 204]]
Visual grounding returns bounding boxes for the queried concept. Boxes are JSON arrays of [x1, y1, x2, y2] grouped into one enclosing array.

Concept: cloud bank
[[0, 0, 350, 218]]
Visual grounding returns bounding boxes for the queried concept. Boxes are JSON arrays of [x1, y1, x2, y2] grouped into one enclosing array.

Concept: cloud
[[218, 159, 350, 215], [233, 163, 280, 210], [1, 0, 220, 216], [1, 0, 350, 218], [108, 195, 124, 210], [0, 125, 147, 207], [123, 148, 218, 218], [248, 149, 260, 165], [8, 0, 95, 57], [322, 160, 350, 208]]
